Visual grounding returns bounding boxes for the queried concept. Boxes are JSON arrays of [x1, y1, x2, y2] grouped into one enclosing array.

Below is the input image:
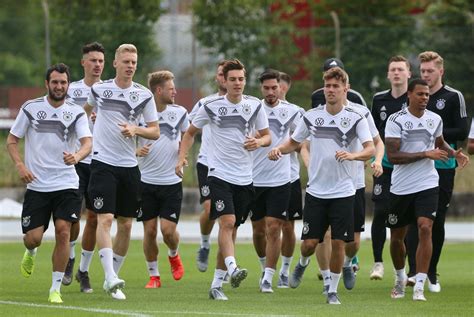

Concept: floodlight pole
[[41, 0, 51, 68], [330, 11, 340, 59]]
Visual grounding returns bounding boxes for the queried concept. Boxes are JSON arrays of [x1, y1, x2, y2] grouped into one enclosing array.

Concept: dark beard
[[49, 91, 67, 101]]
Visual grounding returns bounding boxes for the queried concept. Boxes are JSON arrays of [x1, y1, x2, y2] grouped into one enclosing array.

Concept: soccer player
[[137, 70, 187, 288], [385, 78, 468, 301], [311, 58, 367, 108], [369, 55, 411, 280], [190, 61, 227, 272], [277, 72, 305, 288], [269, 67, 375, 304], [63, 41, 105, 293], [468, 118, 474, 155], [176, 59, 271, 301], [84, 44, 160, 300], [250, 69, 302, 293], [405, 52, 469, 291], [7, 63, 92, 303]]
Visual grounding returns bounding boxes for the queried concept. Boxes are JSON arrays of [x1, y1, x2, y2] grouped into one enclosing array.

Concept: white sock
[[299, 256, 310, 267], [211, 269, 227, 289], [329, 272, 341, 293], [168, 249, 178, 257], [201, 234, 211, 249], [50, 271, 64, 292], [224, 256, 237, 275], [321, 269, 331, 286], [112, 253, 126, 275], [98, 248, 116, 280], [146, 261, 159, 277], [69, 240, 76, 259], [263, 267, 275, 284], [27, 248, 37, 256], [414, 272, 427, 291], [258, 256, 266, 272], [395, 268, 407, 282], [79, 249, 94, 272], [279, 256, 293, 277], [343, 255, 352, 268]]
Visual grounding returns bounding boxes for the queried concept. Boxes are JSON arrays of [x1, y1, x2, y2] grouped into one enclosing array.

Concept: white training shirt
[[138, 105, 189, 185], [191, 94, 269, 186], [252, 100, 302, 187], [385, 109, 443, 195], [289, 104, 306, 182], [67, 79, 96, 164], [10, 96, 92, 192], [188, 93, 220, 167], [292, 105, 372, 199], [345, 101, 379, 189], [87, 79, 158, 167], [469, 118, 474, 139]]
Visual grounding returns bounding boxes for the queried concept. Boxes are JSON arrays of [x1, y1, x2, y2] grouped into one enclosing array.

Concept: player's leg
[[196, 163, 214, 272]]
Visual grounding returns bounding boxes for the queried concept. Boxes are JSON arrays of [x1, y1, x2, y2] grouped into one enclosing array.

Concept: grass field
[[1, 240, 473, 316]]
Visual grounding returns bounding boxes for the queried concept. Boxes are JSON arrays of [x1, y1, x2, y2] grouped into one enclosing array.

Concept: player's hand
[[91, 111, 97, 124], [454, 148, 469, 169], [371, 161, 383, 177], [175, 158, 188, 178], [425, 148, 448, 161], [137, 144, 152, 157], [244, 136, 260, 151], [16, 163, 36, 184], [335, 150, 355, 162], [63, 151, 79, 165], [268, 148, 282, 161], [118, 123, 137, 138]]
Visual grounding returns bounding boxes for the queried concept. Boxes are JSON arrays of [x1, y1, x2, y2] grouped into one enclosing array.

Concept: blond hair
[[418, 51, 443, 69], [148, 70, 175, 92], [115, 44, 137, 59], [323, 67, 348, 85]]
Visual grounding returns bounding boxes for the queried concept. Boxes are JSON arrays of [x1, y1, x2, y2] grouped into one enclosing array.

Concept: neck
[[47, 96, 65, 108], [227, 93, 242, 104], [391, 84, 407, 98], [408, 106, 424, 118], [326, 102, 344, 115], [83, 75, 100, 87], [265, 99, 279, 108], [218, 88, 227, 96], [430, 81, 443, 95], [114, 77, 132, 89], [156, 101, 167, 112]]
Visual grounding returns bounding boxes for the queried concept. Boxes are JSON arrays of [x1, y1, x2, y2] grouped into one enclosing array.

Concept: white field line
[[0, 300, 309, 317]]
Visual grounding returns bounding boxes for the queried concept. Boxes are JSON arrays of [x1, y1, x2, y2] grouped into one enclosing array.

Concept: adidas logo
[[52, 113, 58, 118], [344, 232, 348, 237], [294, 212, 299, 217], [71, 213, 77, 219], [380, 106, 387, 111], [330, 61, 338, 66], [232, 109, 238, 113], [329, 120, 336, 125], [432, 211, 437, 217], [170, 213, 177, 219], [118, 93, 125, 98], [159, 116, 164, 121], [282, 211, 287, 216], [269, 111, 275, 116], [418, 123, 423, 128]]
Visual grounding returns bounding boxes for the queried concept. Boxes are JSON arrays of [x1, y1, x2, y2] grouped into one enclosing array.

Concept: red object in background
[[0, 87, 45, 118]]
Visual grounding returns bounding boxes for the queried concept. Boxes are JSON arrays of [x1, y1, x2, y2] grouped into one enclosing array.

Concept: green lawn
[[1, 240, 473, 316]]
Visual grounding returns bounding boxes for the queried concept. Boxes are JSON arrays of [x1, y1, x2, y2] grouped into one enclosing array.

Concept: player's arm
[[6, 133, 35, 183], [371, 135, 384, 177], [64, 137, 92, 165], [442, 94, 468, 142], [434, 135, 469, 169], [299, 141, 310, 168], [386, 137, 447, 164], [83, 102, 94, 117], [468, 138, 474, 155], [244, 128, 271, 151], [268, 137, 301, 161], [176, 124, 201, 178], [335, 140, 375, 162]]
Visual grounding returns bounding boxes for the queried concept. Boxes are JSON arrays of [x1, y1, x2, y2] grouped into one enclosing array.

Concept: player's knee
[[24, 233, 42, 248]]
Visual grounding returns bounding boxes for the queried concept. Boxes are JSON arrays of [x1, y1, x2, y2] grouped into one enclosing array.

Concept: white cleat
[[413, 288, 427, 301], [370, 262, 384, 280], [103, 278, 125, 300], [428, 279, 441, 293]]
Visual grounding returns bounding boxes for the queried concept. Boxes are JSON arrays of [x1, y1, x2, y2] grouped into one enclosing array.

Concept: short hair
[[148, 70, 174, 93], [407, 78, 428, 92], [115, 43, 137, 59], [82, 42, 105, 55], [222, 59, 245, 79], [258, 69, 280, 83], [279, 72, 291, 85], [388, 55, 410, 70], [418, 51, 443, 69], [217, 60, 227, 68], [323, 67, 348, 85], [46, 63, 70, 82]]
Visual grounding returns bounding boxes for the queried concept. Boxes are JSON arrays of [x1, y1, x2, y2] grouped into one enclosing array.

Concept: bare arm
[[468, 139, 474, 155], [300, 141, 310, 168], [268, 138, 301, 161], [119, 121, 160, 140], [335, 140, 375, 162], [63, 137, 92, 165], [386, 137, 448, 164], [244, 128, 271, 151], [175, 124, 201, 177], [83, 103, 93, 117], [371, 135, 384, 177], [435, 135, 469, 168], [6, 133, 35, 183]]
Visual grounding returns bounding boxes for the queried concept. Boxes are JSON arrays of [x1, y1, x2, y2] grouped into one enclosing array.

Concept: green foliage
[[48, 0, 164, 83]]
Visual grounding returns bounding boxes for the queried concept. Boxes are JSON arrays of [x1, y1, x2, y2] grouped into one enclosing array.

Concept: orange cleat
[[145, 276, 161, 288], [169, 255, 184, 281]]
